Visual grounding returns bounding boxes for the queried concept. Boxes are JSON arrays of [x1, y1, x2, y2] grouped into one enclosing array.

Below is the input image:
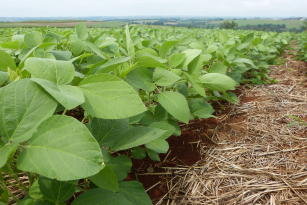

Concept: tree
[[219, 20, 238, 29]]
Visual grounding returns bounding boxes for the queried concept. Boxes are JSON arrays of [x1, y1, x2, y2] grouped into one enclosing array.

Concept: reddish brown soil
[[131, 111, 232, 202]]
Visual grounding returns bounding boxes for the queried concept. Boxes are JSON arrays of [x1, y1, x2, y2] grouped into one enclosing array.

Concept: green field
[[0, 20, 126, 28], [0, 24, 295, 204]]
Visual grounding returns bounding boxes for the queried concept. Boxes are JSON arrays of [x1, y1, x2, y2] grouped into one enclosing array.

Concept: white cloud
[[0, 0, 306, 17]]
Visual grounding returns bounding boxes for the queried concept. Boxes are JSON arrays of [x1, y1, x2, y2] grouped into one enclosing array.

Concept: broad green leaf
[[200, 73, 237, 92], [38, 177, 75, 203], [79, 74, 146, 119], [50, 50, 72, 61], [184, 73, 206, 97], [25, 58, 75, 85], [233, 58, 256, 68], [159, 40, 178, 58], [126, 68, 155, 92], [0, 50, 16, 71], [137, 54, 166, 68], [88, 118, 129, 146], [16, 198, 53, 205], [111, 126, 168, 151], [208, 62, 227, 74], [149, 121, 179, 137], [95, 57, 130, 73], [147, 149, 160, 161], [24, 31, 43, 48], [17, 115, 104, 181], [0, 143, 18, 168], [0, 79, 57, 143], [157, 91, 191, 123], [169, 53, 185, 68], [86, 42, 106, 59], [125, 25, 135, 59], [182, 49, 202, 68], [73, 181, 151, 205], [107, 156, 132, 181], [70, 39, 86, 56], [131, 147, 146, 160], [189, 98, 215, 119], [76, 23, 88, 40], [89, 118, 168, 151], [29, 180, 43, 200], [153, 68, 180, 87], [145, 138, 169, 154], [89, 166, 119, 192], [0, 71, 8, 86], [73, 188, 132, 205], [187, 54, 205, 76], [32, 78, 84, 110], [119, 181, 152, 205]]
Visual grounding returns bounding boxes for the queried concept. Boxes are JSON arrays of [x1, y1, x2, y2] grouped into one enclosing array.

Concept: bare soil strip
[[156, 47, 307, 204]]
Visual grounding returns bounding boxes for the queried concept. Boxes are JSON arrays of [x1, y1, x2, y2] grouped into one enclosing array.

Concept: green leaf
[[38, 177, 75, 203], [0, 50, 16, 71], [0, 71, 8, 86], [184, 73, 206, 97], [50, 50, 72, 61], [233, 58, 255, 68], [153, 68, 181, 87], [119, 181, 152, 205], [25, 57, 75, 85], [131, 147, 146, 160], [70, 39, 86, 56], [29, 180, 43, 200], [126, 68, 155, 92], [73, 181, 151, 205], [145, 138, 169, 154], [137, 54, 166, 68], [79, 74, 146, 119], [182, 49, 202, 68], [147, 149, 160, 161], [157, 91, 191, 123], [187, 54, 205, 76], [76, 23, 88, 40], [0, 143, 18, 168], [89, 166, 119, 192], [159, 40, 178, 58], [95, 57, 130, 74], [88, 118, 129, 147], [32, 78, 84, 110], [208, 62, 227, 74], [169, 53, 185, 68], [0, 79, 57, 143], [111, 126, 168, 151], [17, 115, 104, 181], [24, 31, 43, 48], [189, 98, 215, 119], [85, 42, 106, 59], [107, 156, 132, 181], [73, 188, 132, 205], [200, 73, 237, 92], [17, 198, 53, 205], [125, 25, 135, 59]]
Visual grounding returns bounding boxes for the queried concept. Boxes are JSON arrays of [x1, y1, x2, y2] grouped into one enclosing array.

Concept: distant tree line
[[139, 19, 307, 32]]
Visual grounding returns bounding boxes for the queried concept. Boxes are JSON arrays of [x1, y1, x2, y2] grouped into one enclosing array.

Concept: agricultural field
[[0, 21, 126, 28], [0, 24, 306, 205], [210, 19, 305, 29]]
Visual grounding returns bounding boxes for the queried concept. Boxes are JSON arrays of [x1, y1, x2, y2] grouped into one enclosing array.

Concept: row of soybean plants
[[0, 24, 291, 204]]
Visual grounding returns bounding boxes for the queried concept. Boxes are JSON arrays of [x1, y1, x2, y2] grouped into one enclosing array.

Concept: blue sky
[[1, 0, 306, 17]]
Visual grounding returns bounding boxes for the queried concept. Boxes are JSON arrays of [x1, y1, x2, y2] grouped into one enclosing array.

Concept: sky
[[0, 0, 306, 17]]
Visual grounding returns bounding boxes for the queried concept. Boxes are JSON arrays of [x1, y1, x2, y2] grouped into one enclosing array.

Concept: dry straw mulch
[[158, 49, 307, 204]]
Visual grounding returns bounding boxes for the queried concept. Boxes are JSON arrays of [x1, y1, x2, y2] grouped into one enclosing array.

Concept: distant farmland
[[0, 20, 126, 28]]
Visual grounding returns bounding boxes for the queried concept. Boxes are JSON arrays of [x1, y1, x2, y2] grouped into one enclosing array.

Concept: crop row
[[0, 24, 291, 204]]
